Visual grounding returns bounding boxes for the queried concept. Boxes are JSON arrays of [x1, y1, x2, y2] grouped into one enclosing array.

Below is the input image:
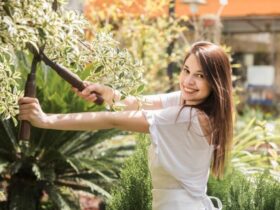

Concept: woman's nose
[[183, 75, 195, 85]]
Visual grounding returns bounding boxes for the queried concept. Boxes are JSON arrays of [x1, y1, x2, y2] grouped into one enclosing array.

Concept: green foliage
[[86, 0, 189, 92], [0, 117, 134, 209], [84, 33, 144, 97], [233, 112, 280, 176], [254, 172, 280, 210], [1, 0, 87, 67], [208, 170, 254, 210], [0, 0, 144, 120], [113, 16, 186, 92], [0, 1, 145, 209], [1, 118, 109, 207], [0, 59, 136, 209], [107, 135, 152, 210], [0, 46, 21, 121], [208, 170, 280, 210]]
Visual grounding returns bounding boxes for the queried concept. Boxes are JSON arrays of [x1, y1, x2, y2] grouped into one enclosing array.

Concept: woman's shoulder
[[159, 91, 181, 108], [143, 105, 199, 126]]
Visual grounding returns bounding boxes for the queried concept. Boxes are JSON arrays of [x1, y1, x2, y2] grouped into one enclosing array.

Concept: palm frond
[[55, 179, 111, 198], [0, 119, 18, 149], [78, 179, 111, 199], [232, 116, 280, 174], [45, 185, 75, 210]]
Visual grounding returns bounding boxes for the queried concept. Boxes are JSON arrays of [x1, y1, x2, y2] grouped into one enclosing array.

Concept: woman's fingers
[[18, 97, 39, 105], [18, 98, 39, 114], [19, 101, 38, 108], [18, 108, 33, 115], [72, 82, 104, 103], [84, 94, 97, 102], [18, 97, 47, 127], [81, 83, 102, 95], [83, 81, 91, 87], [18, 98, 39, 113], [18, 113, 32, 121], [73, 82, 113, 104]]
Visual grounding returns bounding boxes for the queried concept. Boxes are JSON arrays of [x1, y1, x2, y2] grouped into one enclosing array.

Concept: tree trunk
[[7, 166, 43, 210]]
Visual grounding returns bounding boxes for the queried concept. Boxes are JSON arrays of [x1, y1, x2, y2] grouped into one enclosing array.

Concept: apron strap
[[202, 196, 223, 210]]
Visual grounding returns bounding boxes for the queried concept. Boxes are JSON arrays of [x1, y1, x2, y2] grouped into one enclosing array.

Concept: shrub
[[208, 170, 280, 210], [107, 135, 152, 210], [253, 172, 280, 210]]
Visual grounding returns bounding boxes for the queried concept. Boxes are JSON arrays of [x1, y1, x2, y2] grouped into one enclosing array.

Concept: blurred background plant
[[231, 53, 280, 178], [232, 116, 280, 178], [85, 0, 189, 93]]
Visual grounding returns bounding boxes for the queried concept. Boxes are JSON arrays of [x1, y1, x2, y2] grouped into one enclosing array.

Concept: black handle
[[40, 52, 104, 105]]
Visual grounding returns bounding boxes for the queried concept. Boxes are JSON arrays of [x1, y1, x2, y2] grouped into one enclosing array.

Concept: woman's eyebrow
[[183, 65, 203, 73]]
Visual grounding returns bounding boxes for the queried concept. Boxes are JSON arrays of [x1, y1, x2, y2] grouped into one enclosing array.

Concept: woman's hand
[[18, 97, 49, 128], [72, 81, 117, 105]]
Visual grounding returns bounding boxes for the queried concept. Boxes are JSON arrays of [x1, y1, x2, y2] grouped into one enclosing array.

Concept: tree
[[0, 0, 144, 121], [0, 0, 144, 209]]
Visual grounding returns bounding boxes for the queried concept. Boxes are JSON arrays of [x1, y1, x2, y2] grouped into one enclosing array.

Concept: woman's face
[[179, 53, 212, 105]]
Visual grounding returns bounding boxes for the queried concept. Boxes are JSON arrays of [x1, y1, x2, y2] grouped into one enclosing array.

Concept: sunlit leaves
[[232, 117, 280, 177], [114, 16, 187, 92], [85, 0, 189, 92], [0, 0, 144, 119], [0, 46, 21, 121], [84, 32, 144, 97]]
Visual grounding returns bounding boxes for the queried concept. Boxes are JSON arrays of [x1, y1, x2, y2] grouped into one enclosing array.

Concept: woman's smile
[[182, 87, 198, 94]]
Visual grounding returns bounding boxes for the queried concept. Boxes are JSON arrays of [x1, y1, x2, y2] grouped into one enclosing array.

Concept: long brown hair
[[183, 41, 233, 178]]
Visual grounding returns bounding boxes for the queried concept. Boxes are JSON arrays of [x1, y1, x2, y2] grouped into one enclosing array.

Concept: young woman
[[19, 41, 233, 210]]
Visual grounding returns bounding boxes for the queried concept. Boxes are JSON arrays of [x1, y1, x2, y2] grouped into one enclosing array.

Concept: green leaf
[[32, 164, 42, 180], [38, 28, 47, 39], [137, 84, 145, 93], [0, 163, 8, 174], [94, 65, 104, 73], [45, 185, 74, 210], [80, 179, 111, 199]]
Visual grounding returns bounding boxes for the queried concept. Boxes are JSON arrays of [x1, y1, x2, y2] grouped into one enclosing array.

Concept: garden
[[0, 0, 279, 209]]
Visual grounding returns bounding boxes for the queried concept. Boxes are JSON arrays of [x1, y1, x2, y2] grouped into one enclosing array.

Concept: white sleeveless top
[[142, 91, 222, 210]]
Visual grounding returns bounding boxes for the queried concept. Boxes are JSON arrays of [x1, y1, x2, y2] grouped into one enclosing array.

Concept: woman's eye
[[196, 74, 204, 78], [183, 68, 189, 73]]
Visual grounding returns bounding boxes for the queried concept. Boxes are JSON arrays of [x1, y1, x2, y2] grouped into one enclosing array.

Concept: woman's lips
[[183, 88, 198, 94]]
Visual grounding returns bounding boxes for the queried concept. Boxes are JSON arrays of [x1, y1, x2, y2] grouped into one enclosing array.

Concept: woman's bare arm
[[18, 97, 149, 133], [73, 82, 163, 111]]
